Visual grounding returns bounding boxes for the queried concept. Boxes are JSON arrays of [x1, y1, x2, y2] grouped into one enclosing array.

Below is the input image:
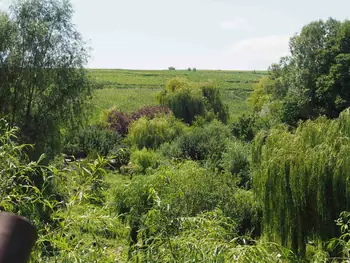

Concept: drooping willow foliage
[[252, 108, 350, 255]]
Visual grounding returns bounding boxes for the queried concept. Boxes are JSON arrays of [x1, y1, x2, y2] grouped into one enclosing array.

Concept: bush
[[220, 140, 251, 188], [130, 148, 160, 174], [231, 114, 260, 141], [162, 120, 230, 165], [168, 66, 176, 70], [158, 78, 205, 124], [158, 78, 229, 124], [113, 161, 260, 246], [201, 83, 229, 124], [131, 105, 172, 121], [101, 106, 172, 137], [63, 125, 123, 158], [103, 107, 132, 136], [128, 115, 186, 149], [108, 147, 131, 171], [187, 67, 191, 71]]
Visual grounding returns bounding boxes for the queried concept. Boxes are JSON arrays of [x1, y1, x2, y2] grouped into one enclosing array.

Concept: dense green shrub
[[0, 119, 55, 224], [127, 115, 186, 149], [130, 148, 160, 174], [231, 114, 259, 141], [108, 147, 131, 171], [162, 120, 230, 165], [114, 161, 260, 247], [158, 78, 229, 124], [201, 83, 229, 124], [35, 156, 130, 262], [220, 140, 251, 188], [158, 78, 205, 124], [327, 211, 350, 260], [130, 208, 287, 263], [252, 108, 350, 256], [0, 119, 130, 262], [63, 125, 123, 158]]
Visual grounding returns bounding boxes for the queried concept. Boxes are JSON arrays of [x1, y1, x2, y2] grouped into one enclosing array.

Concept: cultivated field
[[89, 69, 267, 123]]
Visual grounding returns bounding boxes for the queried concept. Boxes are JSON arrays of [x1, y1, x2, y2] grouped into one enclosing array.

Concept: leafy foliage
[[158, 78, 229, 124], [162, 120, 230, 165], [0, 0, 91, 159], [231, 114, 261, 141], [130, 208, 290, 263], [0, 118, 130, 262], [0, 119, 53, 225], [327, 212, 350, 261], [130, 148, 160, 174], [102, 107, 132, 136], [201, 82, 230, 124], [220, 140, 251, 188], [3, 4, 350, 261], [114, 161, 260, 248], [128, 115, 186, 149], [252, 108, 350, 256], [251, 18, 350, 125], [63, 125, 123, 158]]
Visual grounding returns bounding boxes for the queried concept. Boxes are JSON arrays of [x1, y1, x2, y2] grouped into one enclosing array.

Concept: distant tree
[[168, 66, 176, 70], [193, 67, 197, 72], [0, 0, 91, 159], [158, 78, 229, 124], [251, 18, 350, 125], [187, 67, 191, 71]]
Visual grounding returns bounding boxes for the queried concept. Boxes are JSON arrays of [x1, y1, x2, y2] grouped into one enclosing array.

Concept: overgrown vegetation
[[1, 1, 350, 262]]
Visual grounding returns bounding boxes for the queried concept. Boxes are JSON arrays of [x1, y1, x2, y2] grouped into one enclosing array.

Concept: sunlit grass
[[89, 69, 266, 123], [90, 88, 159, 124]]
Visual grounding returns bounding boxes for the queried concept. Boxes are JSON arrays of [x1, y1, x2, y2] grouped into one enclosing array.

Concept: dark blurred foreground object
[[0, 212, 37, 263]]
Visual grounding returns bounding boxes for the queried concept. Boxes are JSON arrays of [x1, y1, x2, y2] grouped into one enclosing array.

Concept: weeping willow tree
[[252, 108, 350, 256]]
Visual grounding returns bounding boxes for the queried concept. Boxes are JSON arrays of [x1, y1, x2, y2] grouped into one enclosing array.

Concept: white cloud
[[230, 35, 290, 56], [220, 18, 253, 30], [223, 35, 291, 69]]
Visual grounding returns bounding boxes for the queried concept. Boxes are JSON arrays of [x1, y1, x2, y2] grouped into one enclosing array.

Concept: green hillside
[[89, 69, 267, 123]]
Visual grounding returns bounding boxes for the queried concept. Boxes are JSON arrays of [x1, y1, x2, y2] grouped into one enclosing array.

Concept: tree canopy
[[0, 0, 91, 159], [252, 108, 350, 256], [158, 78, 229, 124], [250, 18, 350, 125]]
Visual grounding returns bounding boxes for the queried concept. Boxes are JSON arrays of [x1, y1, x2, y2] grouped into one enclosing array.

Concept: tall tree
[[0, 0, 91, 159], [251, 18, 350, 125], [252, 108, 350, 256]]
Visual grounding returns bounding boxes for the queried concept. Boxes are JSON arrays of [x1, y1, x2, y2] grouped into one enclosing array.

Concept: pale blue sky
[[1, 0, 350, 69]]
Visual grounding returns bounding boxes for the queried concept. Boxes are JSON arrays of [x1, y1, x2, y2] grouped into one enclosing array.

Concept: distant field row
[[89, 69, 267, 123]]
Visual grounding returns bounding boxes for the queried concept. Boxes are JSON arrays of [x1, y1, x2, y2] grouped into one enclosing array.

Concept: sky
[[1, 0, 350, 70]]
